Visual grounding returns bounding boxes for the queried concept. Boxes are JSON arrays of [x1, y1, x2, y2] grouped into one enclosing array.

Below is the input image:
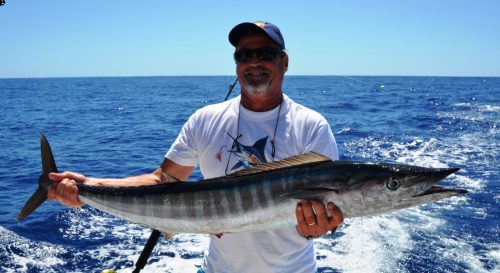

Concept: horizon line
[[1, 74, 499, 80]]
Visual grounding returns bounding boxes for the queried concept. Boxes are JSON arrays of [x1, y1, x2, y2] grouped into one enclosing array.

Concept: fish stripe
[[239, 185, 254, 212], [203, 190, 214, 219], [225, 187, 238, 215], [256, 180, 268, 209], [213, 188, 227, 218], [183, 192, 196, 218]]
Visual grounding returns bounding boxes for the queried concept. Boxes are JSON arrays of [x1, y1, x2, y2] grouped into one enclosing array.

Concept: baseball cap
[[229, 21, 285, 49]]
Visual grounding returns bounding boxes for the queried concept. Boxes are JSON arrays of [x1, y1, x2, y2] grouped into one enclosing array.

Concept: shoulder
[[190, 97, 238, 121]]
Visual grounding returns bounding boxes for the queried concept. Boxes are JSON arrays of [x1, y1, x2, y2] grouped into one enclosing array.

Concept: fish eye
[[386, 177, 401, 191]]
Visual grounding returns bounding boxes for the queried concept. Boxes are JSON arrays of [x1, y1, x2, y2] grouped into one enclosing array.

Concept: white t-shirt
[[166, 94, 338, 273]]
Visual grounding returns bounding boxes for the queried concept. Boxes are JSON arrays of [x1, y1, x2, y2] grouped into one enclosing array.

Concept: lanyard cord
[[270, 101, 283, 159], [224, 103, 242, 175], [225, 99, 283, 175]]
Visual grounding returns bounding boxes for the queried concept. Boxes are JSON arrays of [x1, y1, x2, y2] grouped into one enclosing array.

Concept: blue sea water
[[0, 76, 498, 273]]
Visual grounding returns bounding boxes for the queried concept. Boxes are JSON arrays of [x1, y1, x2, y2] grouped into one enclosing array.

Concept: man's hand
[[47, 171, 86, 208], [295, 200, 343, 239]]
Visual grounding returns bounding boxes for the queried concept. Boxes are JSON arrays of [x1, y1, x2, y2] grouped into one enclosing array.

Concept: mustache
[[243, 67, 270, 76]]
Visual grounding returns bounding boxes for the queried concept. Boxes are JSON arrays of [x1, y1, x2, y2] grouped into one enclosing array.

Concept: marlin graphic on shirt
[[226, 133, 268, 171]]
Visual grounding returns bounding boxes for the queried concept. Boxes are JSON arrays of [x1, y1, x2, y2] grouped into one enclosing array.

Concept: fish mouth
[[403, 167, 464, 198], [413, 185, 468, 197]]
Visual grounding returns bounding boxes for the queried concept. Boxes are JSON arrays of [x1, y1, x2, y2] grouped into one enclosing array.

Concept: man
[[48, 21, 343, 273]]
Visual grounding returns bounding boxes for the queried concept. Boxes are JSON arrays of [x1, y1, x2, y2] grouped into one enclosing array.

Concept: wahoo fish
[[17, 134, 467, 234]]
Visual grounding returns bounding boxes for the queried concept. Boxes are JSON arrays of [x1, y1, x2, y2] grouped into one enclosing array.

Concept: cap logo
[[254, 21, 266, 28]]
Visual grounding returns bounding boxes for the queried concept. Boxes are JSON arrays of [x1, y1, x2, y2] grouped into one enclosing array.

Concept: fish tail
[[16, 134, 57, 221]]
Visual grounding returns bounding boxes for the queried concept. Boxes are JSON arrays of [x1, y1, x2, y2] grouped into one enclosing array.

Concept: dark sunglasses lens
[[234, 47, 283, 63], [257, 48, 277, 61], [234, 50, 251, 63]]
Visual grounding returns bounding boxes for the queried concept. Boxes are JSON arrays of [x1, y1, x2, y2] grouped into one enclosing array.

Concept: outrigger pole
[[131, 76, 239, 272]]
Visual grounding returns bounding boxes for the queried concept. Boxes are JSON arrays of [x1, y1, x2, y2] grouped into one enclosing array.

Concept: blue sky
[[1, 0, 499, 78]]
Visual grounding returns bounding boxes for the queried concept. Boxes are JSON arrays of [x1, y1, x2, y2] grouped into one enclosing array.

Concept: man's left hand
[[295, 200, 343, 239]]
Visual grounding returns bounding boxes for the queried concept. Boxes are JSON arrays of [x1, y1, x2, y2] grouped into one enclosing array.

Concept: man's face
[[235, 33, 288, 97]]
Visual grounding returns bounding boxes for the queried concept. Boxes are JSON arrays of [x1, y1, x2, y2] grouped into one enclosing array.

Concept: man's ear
[[283, 53, 289, 72]]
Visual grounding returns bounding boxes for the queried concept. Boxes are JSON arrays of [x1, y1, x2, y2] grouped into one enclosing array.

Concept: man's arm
[[47, 158, 195, 208]]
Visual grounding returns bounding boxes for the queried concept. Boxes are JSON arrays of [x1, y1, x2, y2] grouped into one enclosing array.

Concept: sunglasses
[[234, 47, 285, 63]]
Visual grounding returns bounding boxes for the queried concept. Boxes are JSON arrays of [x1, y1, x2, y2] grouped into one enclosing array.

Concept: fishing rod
[[224, 77, 239, 101], [130, 76, 239, 273]]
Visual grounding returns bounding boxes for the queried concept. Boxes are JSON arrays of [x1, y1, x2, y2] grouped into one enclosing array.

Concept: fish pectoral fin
[[281, 189, 338, 201]]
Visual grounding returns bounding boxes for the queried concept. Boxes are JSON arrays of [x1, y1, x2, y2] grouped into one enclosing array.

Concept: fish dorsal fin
[[227, 152, 331, 177]]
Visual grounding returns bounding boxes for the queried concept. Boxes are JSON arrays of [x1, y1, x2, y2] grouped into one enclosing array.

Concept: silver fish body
[[76, 158, 464, 234], [17, 135, 466, 235]]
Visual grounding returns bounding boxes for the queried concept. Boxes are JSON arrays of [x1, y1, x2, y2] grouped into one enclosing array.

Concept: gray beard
[[242, 81, 270, 96]]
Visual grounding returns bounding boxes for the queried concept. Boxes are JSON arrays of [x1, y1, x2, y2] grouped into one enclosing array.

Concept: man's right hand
[[47, 171, 86, 208]]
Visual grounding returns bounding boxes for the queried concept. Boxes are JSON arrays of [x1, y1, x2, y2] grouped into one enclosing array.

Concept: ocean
[[0, 76, 498, 272]]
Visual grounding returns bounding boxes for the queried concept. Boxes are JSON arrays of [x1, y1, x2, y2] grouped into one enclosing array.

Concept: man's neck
[[240, 91, 283, 112]]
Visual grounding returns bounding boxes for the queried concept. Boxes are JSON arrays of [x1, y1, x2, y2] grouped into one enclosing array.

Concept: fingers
[[295, 202, 308, 235], [327, 202, 344, 228], [301, 200, 318, 226], [47, 171, 85, 208], [48, 172, 65, 182], [296, 200, 323, 237], [49, 171, 86, 183], [56, 179, 80, 208], [295, 200, 344, 239]]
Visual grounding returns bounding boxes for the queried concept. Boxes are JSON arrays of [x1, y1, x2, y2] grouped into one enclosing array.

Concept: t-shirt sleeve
[[304, 121, 339, 161], [165, 112, 199, 167]]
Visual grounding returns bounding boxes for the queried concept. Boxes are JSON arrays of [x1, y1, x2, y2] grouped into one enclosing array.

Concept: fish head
[[379, 164, 466, 209], [338, 162, 466, 216]]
